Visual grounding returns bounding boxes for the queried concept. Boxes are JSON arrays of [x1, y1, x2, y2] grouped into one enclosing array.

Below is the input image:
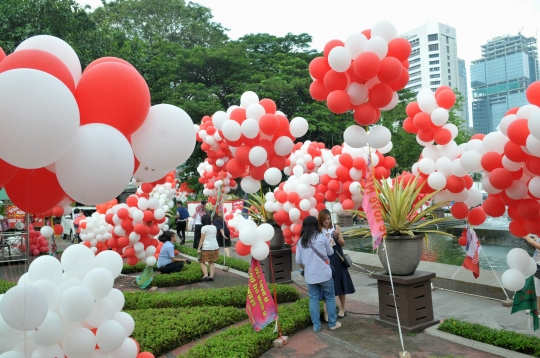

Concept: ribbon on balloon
[[362, 157, 387, 249]]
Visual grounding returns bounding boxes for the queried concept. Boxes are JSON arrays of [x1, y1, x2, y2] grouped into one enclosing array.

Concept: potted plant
[[244, 193, 284, 250], [344, 176, 453, 276]]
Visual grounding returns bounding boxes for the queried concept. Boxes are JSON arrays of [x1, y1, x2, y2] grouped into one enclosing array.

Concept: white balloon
[[464, 188, 483, 207], [59, 286, 95, 322], [0, 69, 79, 169], [274, 136, 294, 156], [371, 20, 397, 43], [241, 118, 259, 139], [507, 248, 531, 273], [502, 156, 522, 172], [96, 320, 126, 352], [328, 46, 351, 72], [460, 151, 482, 173], [482, 174, 502, 194], [94, 251, 124, 279], [367, 126, 391, 149], [378, 141, 393, 154], [16, 35, 81, 84], [249, 146, 268, 167], [106, 289, 125, 313], [346, 82, 368, 106], [364, 36, 388, 59], [113, 312, 134, 337], [289, 117, 309, 138], [240, 176, 260, 194], [86, 298, 115, 328], [499, 114, 516, 135], [529, 177, 540, 198], [450, 159, 468, 177], [427, 172, 447, 190], [506, 180, 528, 200], [289, 208, 300, 221], [418, 158, 436, 175], [56, 124, 134, 205], [526, 134, 540, 156], [240, 91, 259, 108], [222, 120, 242, 141], [264, 168, 282, 186], [345, 33, 367, 58], [418, 94, 438, 114], [28, 255, 63, 284], [251, 240, 270, 260], [31, 344, 63, 358], [109, 337, 138, 358], [212, 111, 228, 130], [529, 110, 540, 140], [0, 284, 48, 331], [502, 269, 526, 292], [62, 244, 95, 278], [443, 123, 458, 139], [516, 104, 539, 119], [422, 145, 440, 161], [246, 103, 266, 121], [431, 107, 449, 126], [380, 92, 399, 111], [31, 280, 60, 311], [133, 166, 171, 183], [482, 132, 508, 154], [28, 311, 64, 347], [62, 327, 96, 358], [257, 223, 275, 242], [40, 226, 54, 238], [524, 257, 537, 277], [343, 125, 367, 148], [239, 226, 258, 245]]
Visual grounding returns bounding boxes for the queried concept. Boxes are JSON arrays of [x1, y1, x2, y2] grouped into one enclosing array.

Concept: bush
[[152, 261, 203, 287], [123, 284, 300, 310], [438, 318, 540, 357], [121, 262, 147, 275], [0, 279, 16, 294], [128, 306, 247, 357], [175, 245, 250, 273], [178, 298, 318, 358]]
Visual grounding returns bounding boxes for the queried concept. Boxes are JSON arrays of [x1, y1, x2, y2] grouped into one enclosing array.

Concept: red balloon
[[526, 81, 540, 107], [471, 134, 485, 140], [368, 84, 393, 108], [354, 52, 381, 80], [524, 219, 540, 235], [84, 57, 135, 73], [227, 158, 246, 178], [342, 199, 355, 210], [5, 168, 65, 214], [418, 128, 435, 142], [386, 38, 412, 62], [249, 163, 268, 181], [434, 128, 452, 145], [137, 353, 155, 358], [458, 235, 467, 246], [309, 57, 331, 80], [434, 86, 452, 97], [374, 166, 389, 179], [413, 112, 431, 130], [309, 80, 330, 101], [377, 57, 402, 83], [481, 152, 502, 172], [526, 156, 540, 176], [287, 192, 300, 203], [0, 47, 5, 62], [325, 190, 338, 202], [335, 166, 349, 180], [382, 156, 396, 170], [327, 90, 350, 114], [507, 119, 530, 146], [468, 207, 486, 226], [406, 102, 421, 118], [259, 98, 277, 114], [482, 196, 506, 217], [436, 89, 456, 109], [504, 141, 528, 162], [230, 108, 247, 123], [339, 153, 353, 168], [518, 198, 540, 220], [323, 39, 345, 58], [76, 62, 150, 136], [0, 158, 19, 187], [235, 241, 251, 256], [141, 183, 153, 193], [403, 117, 418, 134], [235, 145, 252, 166], [324, 70, 349, 92], [259, 114, 279, 135], [52, 206, 63, 217], [269, 155, 286, 170], [352, 157, 366, 170], [446, 176, 465, 194], [463, 175, 473, 190], [387, 68, 409, 91], [509, 220, 528, 237], [117, 208, 129, 220], [0, 49, 75, 93], [506, 107, 520, 115], [354, 103, 380, 125], [327, 180, 340, 192], [489, 168, 513, 190], [451, 202, 469, 219]]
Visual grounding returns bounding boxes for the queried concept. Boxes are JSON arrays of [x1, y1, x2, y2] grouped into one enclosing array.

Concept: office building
[[470, 34, 538, 134], [401, 23, 462, 96], [458, 58, 470, 124]]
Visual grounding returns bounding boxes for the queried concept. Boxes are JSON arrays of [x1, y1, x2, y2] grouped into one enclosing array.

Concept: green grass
[[0, 279, 16, 294], [439, 318, 540, 357], [151, 261, 203, 287], [175, 244, 250, 273]]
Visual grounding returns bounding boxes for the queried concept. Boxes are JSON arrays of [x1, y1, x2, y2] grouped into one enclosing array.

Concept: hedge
[[122, 262, 148, 275], [0, 279, 16, 294], [128, 306, 247, 357], [152, 261, 203, 287], [175, 244, 250, 273], [179, 298, 319, 358], [439, 318, 540, 357], [123, 284, 300, 310]]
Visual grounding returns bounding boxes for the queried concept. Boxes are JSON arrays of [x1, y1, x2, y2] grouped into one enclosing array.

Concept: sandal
[[209, 277, 214, 281], [338, 312, 346, 318], [201, 276, 209, 281], [330, 322, 342, 330]]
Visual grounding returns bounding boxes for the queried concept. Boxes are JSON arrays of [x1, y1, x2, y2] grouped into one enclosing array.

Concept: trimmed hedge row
[[128, 306, 248, 357], [121, 262, 147, 275], [439, 318, 540, 357], [179, 298, 319, 357], [0, 279, 16, 294], [175, 245, 251, 273], [152, 261, 203, 287], [123, 284, 300, 310]]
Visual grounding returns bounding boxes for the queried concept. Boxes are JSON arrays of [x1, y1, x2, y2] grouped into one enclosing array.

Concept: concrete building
[[401, 23, 462, 97], [470, 34, 538, 134], [458, 58, 470, 124]]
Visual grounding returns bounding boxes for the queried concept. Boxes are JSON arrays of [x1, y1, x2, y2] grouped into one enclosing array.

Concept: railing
[[0, 231, 28, 263]]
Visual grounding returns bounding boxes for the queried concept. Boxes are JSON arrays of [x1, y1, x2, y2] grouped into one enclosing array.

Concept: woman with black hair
[[214, 210, 231, 257], [157, 231, 191, 274], [295, 216, 341, 332], [198, 214, 219, 281]]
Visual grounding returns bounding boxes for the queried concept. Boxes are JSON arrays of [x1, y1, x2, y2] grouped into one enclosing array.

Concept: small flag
[[511, 276, 539, 331]]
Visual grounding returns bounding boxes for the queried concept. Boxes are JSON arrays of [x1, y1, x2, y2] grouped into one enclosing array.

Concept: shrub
[[0, 279, 16, 294], [152, 261, 203, 287], [178, 298, 318, 358], [128, 306, 247, 357], [123, 284, 299, 310], [121, 262, 147, 275], [175, 245, 250, 273], [439, 318, 540, 357]]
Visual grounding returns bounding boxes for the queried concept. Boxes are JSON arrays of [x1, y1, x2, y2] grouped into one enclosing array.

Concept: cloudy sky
[[77, 0, 540, 122]]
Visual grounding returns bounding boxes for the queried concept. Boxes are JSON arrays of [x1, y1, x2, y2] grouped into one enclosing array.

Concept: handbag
[[307, 240, 337, 278], [534, 264, 540, 280], [197, 251, 203, 262], [335, 250, 352, 269]]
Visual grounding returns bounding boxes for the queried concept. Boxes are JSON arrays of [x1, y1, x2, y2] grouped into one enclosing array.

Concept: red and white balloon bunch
[[403, 86, 458, 146], [196, 162, 237, 203], [175, 182, 196, 203], [309, 20, 411, 124], [234, 221, 274, 260], [0, 246, 153, 357], [0, 35, 195, 216]]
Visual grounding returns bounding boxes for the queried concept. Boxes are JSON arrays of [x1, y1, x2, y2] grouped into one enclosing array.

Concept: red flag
[[462, 228, 480, 278], [246, 258, 277, 331]]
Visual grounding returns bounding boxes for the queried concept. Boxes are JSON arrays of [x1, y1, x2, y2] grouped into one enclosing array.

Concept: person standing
[[296, 216, 341, 332], [192, 200, 207, 250], [213, 210, 231, 257], [318, 209, 355, 320], [157, 232, 191, 274], [520, 234, 540, 314], [198, 214, 219, 281], [175, 201, 189, 245]]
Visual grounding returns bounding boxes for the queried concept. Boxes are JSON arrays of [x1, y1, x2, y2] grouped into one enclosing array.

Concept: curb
[[424, 324, 531, 358]]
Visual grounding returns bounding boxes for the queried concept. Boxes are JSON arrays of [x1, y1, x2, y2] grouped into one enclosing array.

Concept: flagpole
[[480, 246, 510, 301]]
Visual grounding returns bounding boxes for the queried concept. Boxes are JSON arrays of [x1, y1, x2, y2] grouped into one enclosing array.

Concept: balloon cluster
[[195, 162, 236, 205], [0, 35, 195, 215], [175, 182, 196, 203], [403, 86, 458, 146], [29, 227, 49, 256], [224, 210, 247, 239], [501, 248, 537, 292], [0, 246, 153, 357], [234, 221, 273, 260], [309, 20, 410, 123]]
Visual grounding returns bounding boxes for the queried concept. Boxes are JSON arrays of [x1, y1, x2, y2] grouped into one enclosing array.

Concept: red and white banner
[[462, 228, 480, 278], [363, 163, 387, 249]]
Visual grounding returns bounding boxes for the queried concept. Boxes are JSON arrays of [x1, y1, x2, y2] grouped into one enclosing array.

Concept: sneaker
[[330, 322, 342, 330]]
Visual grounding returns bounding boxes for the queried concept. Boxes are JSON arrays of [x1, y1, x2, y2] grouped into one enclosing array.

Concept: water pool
[[343, 234, 534, 272]]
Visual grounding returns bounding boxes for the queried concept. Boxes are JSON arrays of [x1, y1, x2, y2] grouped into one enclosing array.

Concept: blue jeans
[[307, 279, 337, 331]]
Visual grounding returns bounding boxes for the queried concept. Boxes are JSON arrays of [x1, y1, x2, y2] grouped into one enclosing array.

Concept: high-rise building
[[470, 34, 538, 134], [458, 59, 470, 124], [401, 23, 462, 96]]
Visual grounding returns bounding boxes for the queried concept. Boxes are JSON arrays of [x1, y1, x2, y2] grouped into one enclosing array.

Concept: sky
[[77, 0, 540, 123]]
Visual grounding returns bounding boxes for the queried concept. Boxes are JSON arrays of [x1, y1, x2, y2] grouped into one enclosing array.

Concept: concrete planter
[[377, 234, 424, 276], [269, 222, 284, 250]]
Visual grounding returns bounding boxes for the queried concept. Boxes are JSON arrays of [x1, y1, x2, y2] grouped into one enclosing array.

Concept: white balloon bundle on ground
[[236, 220, 274, 260], [501, 248, 537, 292], [79, 212, 113, 254], [0, 245, 151, 357]]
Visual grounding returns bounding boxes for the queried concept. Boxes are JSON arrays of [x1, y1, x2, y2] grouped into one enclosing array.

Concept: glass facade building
[[458, 59, 469, 125], [471, 34, 538, 134]]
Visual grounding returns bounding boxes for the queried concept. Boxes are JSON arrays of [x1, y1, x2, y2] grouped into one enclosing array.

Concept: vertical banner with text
[[362, 162, 387, 249], [246, 258, 277, 331]]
